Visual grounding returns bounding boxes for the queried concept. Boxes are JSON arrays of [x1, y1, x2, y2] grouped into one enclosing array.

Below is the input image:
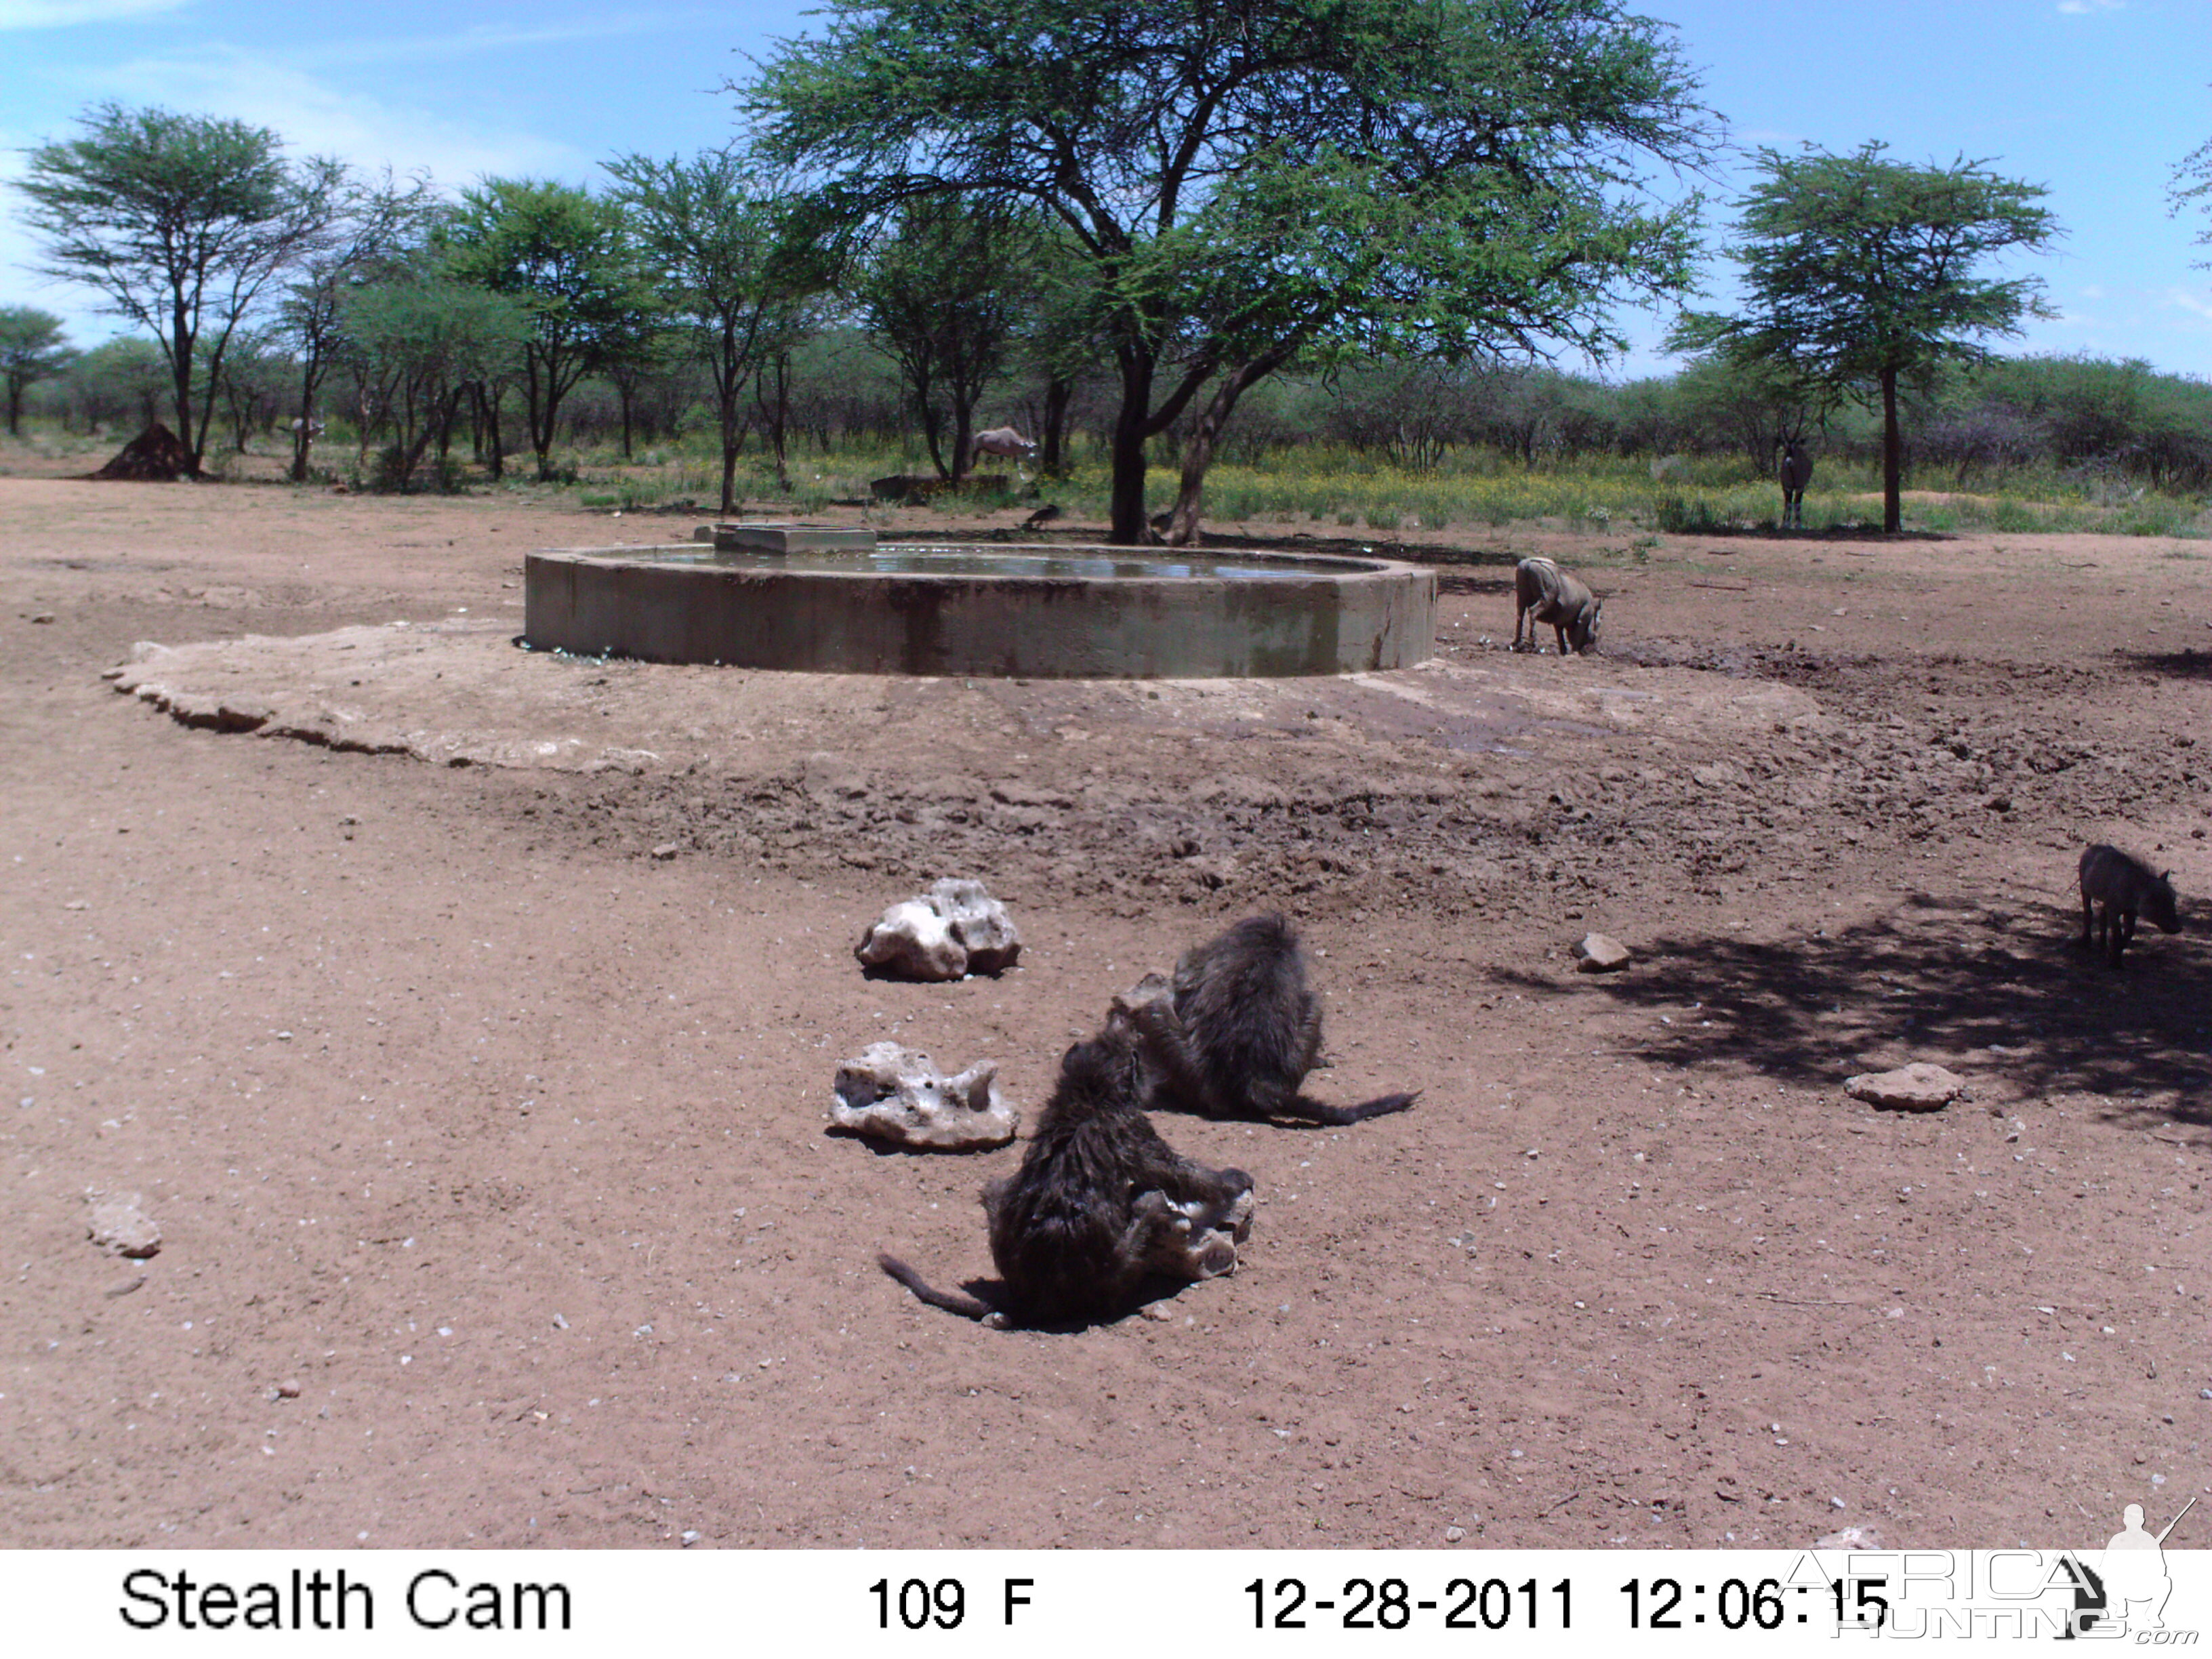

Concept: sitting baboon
[[1122, 913, 1418, 1127], [879, 1018, 1255, 1328]]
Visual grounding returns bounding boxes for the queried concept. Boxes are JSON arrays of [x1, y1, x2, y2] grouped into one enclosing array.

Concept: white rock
[[1816, 1523, 1886, 1550], [853, 880, 1021, 980], [830, 1042, 1019, 1151], [1574, 933, 1632, 972], [1845, 1062, 1965, 1111], [86, 1190, 161, 1258], [855, 898, 966, 980], [926, 878, 1021, 975]]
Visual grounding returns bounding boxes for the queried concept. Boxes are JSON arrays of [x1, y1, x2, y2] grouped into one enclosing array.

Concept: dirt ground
[[3, 455, 2209, 1553]]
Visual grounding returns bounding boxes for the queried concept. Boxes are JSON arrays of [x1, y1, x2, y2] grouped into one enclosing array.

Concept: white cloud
[[2056, 0, 2122, 13], [2164, 287, 2212, 321], [0, 0, 186, 28], [89, 45, 590, 185]]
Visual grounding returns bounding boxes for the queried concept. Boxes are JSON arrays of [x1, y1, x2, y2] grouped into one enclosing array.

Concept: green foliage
[[857, 197, 1043, 478], [438, 178, 661, 480], [16, 102, 345, 470], [342, 276, 530, 490], [604, 151, 832, 510], [745, 0, 1717, 542], [1670, 142, 2059, 531], [0, 306, 74, 436]]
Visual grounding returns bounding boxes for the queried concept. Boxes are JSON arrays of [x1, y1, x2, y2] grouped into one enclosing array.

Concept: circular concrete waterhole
[[524, 534, 1435, 678]]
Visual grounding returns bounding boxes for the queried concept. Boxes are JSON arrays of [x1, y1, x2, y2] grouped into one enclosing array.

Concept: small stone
[[30, 613, 55, 625], [651, 842, 679, 861], [86, 1190, 161, 1258], [1845, 1062, 1965, 1111], [1816, 1524, 1885, 1550], [1443, 1525, 1467, 1542], [272, 1379, 301, 1399], [830, 1042, 1019, 1151], [1574, 933, 1632, 972], [552, 1313, 569, 1330]]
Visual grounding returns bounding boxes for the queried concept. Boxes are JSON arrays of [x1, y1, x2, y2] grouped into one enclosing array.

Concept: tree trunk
[[1040, 375, 1071, 476], [1164, 372, 1246, 546], [1165, 355, 1282, 546], [1881, 365, 1902, 534], [481, 386, 506, 481], [1107, 352, 1155, 546]]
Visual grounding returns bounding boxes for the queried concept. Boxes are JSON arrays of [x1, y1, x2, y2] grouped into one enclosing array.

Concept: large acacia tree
[[16, 102, 344, 474], [745, 0, 1715, 544], [1670, 143, 2057, 533]]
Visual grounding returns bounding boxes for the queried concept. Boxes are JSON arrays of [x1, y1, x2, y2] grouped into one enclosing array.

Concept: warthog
[[1120, 914, 1418, 1127], [2078, 844, 2182, 965], [1513, 556, 1603, 654], [879, 1017, 1254, 1328], [1778, 439, 1814, 530]]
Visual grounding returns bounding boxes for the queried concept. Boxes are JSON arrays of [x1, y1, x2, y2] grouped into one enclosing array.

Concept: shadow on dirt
[[2114, 647, 2212, 682], [1493, 893, 2209, 1132]]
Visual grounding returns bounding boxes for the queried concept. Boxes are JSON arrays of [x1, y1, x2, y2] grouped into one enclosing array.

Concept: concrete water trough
[[523, 527, 1435, 678]]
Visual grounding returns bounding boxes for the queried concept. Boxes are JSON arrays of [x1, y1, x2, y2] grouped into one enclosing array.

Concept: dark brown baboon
[[1123, 914, 1418, 1127], [879, 1019, 1254, 1328], [2078, 844, 2182, 965]]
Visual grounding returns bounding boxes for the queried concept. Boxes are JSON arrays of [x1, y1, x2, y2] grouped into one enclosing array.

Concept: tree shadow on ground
[[2114, 646, 2212, 683], [1492, 891, 2210, 1134]]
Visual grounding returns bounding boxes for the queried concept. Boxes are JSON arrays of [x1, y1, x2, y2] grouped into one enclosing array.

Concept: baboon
[[2078, 844, 2182, 965], [879, 1019, 1255, 1328], [1123, 914, 1419, 1127], [1512, 557, 1603, 655]]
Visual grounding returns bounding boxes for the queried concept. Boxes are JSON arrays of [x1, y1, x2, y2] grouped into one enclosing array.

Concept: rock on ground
[[86, 1190, 161, 1258], [1845, 1062, 1966, 1111], [1574, 933, 1632, 972], [830, 1041, 1019, 1151], [854, 878, 1021, 981]]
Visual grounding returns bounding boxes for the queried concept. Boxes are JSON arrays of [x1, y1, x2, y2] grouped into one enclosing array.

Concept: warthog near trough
[[1513, 557, 1603, 655]]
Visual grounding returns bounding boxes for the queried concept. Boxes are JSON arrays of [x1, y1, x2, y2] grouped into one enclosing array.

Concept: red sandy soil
[[2, 455, 2209, 1552]]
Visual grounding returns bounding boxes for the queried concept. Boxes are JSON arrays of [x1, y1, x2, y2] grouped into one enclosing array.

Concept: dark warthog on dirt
[[879, 1018, 1254, 1328], [2078, 843, 2182, 965], [1513, 557, 1603, 655]]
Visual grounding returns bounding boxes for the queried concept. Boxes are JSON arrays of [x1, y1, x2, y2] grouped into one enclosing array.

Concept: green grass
[[7, 417, 2206, 535]]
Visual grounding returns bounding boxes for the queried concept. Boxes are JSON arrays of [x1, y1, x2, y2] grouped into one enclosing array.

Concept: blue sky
[[4, 0, 2210, 381]]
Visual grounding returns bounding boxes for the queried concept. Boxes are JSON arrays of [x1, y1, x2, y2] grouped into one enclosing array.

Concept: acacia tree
[[15, 102, 344, 474], [342, 274, 529, 491], [604, 152, 828, 513], [746, 0, 1713, 544], [0, 307, 74, 436], [857, 197, 1040, 480], [438, 179, 658, 480], [279, 169, 436, 480], [1669, 143, 2057, 533]]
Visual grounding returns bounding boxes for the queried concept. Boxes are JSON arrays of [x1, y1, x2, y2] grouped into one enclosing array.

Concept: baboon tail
[[878, 1252, 995, 1322], [1287, 1090, 1421, 1126]]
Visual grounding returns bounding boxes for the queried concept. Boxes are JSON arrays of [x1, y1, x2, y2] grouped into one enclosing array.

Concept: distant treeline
[[16, 327, 2212, 494]]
